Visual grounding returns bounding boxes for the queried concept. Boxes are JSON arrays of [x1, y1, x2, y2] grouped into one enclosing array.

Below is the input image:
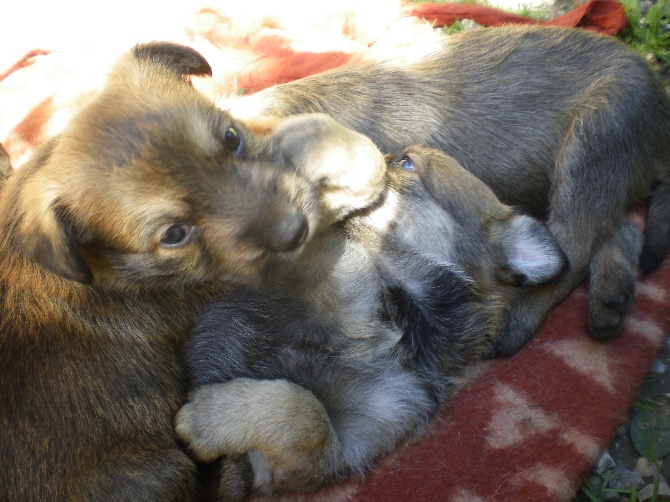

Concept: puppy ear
[[16, 203, 93, 284], [133, 42, 212, 78], [0, 143, 12, 182], [496, 214, 566, 286]]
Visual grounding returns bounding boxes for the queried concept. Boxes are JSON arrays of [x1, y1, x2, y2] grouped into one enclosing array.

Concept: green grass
[[619, 0, 670, 66], [576, 472, 663, 502], [576, 468, 664, 502], [417, 0, 669, 66], [578, 479, 641, 502]]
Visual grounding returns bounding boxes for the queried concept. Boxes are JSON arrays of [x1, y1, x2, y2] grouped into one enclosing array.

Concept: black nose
[[252, 205, 309, 253], [272, 212, 309, 252]]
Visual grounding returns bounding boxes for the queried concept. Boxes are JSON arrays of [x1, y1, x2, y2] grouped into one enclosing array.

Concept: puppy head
[[381, 146, 566, 287], [0, 43, 329, 288]]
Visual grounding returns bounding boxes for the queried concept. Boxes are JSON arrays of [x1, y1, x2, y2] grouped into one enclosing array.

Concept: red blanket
[[3, 2, 663, 501]]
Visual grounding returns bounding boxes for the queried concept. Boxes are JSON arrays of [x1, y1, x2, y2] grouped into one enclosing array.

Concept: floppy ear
[[496, 213, 567, 286], [15, 204, 94, 284], [405, 147, 566, 286], [3, 139, 93, 284], [133, 42, 212, 78], [0, 143, 12, 182]]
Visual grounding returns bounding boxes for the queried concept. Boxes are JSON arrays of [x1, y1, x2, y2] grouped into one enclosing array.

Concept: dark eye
[[396, 156, 415, 171], [159, 224, 195, 248], [223, 126, 243, 155]]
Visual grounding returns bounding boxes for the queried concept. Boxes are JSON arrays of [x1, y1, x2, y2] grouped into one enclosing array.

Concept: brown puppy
[[227, 26, 670, 355], [0, 44, 384, 500]]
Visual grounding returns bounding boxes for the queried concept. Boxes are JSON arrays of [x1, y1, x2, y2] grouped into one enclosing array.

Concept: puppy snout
[[253, 204, 309, 253]]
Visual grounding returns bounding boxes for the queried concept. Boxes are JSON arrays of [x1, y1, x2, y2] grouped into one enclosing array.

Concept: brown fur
[[0, 45, 385, 500], [0, 143, 10, 179]]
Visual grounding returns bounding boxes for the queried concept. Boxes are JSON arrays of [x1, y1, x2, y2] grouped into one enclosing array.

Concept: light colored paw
[[270, 113, 387, 221], [175, 378, 338, 474]]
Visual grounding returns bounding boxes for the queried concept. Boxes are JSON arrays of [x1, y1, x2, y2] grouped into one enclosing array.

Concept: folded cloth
[[405, 0, 630, 35], [270, 265, 670, 501]]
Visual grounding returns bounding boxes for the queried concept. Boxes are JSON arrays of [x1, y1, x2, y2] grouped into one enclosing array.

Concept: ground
[[580, 341, 670, 501]]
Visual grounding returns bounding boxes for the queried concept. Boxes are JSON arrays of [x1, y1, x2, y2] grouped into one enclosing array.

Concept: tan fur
[[0, 44, 385, 500]]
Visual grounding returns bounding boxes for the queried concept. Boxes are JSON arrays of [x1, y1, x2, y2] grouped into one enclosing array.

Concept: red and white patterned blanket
[[3, 2, 665, 500]]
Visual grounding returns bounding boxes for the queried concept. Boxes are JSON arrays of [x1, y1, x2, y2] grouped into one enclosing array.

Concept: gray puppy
[[176, 143, 567, 497], [227, 26, 670, 355], [176, 26, 670, 497]]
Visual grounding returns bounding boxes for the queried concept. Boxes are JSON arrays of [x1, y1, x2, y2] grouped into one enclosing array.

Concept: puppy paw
[[494, 318, 538, 357], [176, 378, 340, 492], [270, 114, 387, 221], [494, 290, 552, 356], [587, 222, 641, 339], [175, 387, 231, 463], [587, 286, 635, 339]]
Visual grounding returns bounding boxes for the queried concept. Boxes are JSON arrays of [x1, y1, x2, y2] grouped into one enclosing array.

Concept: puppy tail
[[640, 177, 670, 274]]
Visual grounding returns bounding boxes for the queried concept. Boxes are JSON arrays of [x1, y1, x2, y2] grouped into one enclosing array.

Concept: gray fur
[[176, 146, 566, 497], [228, 26, 670, 353]]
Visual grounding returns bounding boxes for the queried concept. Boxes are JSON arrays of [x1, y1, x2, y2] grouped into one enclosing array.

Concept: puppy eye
[[397, 156, 415, 171], [223, 126, 243, 155], [159, 224, 196, 248]]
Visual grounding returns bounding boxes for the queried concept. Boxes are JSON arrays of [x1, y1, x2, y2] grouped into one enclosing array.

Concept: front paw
[[587, 221, 641, 339], [175, 379, 340, 493], [494, 316, 539, 357], [270, 114, 387, 221], [494, 289, 553, 356], [587, 282, 635, 339], [175, 385, 232, 463]]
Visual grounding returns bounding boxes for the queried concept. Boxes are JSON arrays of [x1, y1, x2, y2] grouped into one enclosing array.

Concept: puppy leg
[[496, 273, 586, 355], [175, 379, 340, 494], [588, 220, 643, 337], [497, 104, 634, 355], [498, 222, 642, 354], [198, 455, 255, 502], [177, 369, 433, 495]]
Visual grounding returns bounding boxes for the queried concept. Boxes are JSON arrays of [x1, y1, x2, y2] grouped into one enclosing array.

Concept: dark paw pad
[[588, 292, 634, 339]]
